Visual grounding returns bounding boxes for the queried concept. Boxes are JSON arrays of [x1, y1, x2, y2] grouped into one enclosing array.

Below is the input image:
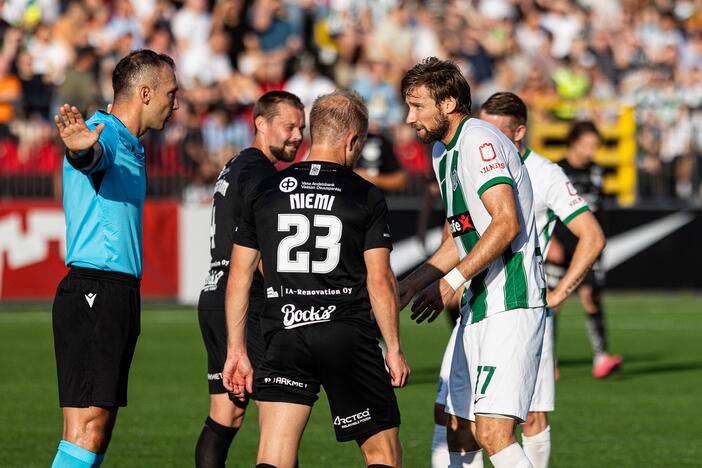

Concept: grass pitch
[[1, 294, 701, 467]]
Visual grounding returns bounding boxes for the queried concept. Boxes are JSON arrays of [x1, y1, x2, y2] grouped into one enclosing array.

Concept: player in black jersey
[[195, 91, 305, 468], [550, 120, 623, 379], [223, 91, 410, 468]]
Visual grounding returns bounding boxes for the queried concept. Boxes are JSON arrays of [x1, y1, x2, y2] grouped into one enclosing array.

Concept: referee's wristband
[[443, 268, 466, 291]]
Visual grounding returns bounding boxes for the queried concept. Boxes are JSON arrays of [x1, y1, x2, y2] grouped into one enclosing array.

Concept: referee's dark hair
[[253, 91, 305, 130], [309, 90, 368, 144], [567, 120, 603, 146], [112, 49, 175, 101], [480, 92, 528, 128], [401, 57, 472, 115]]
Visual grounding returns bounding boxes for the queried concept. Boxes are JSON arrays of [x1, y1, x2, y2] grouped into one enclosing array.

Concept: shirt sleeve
[[544, 163, 590, 225], [364, 186, 393, 251], [233, 185, 260, 250], [459, 127, 514, 197], [73, 119, 118, 174]]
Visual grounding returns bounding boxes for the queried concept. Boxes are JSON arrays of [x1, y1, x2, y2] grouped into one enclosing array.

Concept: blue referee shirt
[[63, 110, 146, 278]]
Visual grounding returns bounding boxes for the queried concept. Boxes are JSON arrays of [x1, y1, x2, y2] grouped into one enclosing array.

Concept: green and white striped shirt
[[432, 118, 546, 323]]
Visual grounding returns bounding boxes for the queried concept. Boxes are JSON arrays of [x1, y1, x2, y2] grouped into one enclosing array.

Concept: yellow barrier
[[527, 99, 637, 206]]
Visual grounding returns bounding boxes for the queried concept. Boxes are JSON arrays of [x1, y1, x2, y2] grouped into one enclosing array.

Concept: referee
[[195, 91, 305, 468], [51, 50, 178, 468]]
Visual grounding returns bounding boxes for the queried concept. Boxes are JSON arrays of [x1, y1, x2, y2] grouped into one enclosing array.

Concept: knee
[[210, 397, 247, 428], [65, 418, 112, 451], [521, 412, 547, 437], [446, 417, 479, 452], [359, 430, 401, 467]]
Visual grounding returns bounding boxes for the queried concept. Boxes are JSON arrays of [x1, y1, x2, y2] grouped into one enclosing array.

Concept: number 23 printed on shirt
[[277, 213, 342, 274]]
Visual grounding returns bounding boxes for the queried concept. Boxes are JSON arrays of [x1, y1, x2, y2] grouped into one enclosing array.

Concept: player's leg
[[357, 426, 401, 467], [432, 319, 457, 467], [471, 308, 546, 468], [521, 309, 555, 468], [446, 415, 482, 467], [579, 269, 622, 378], [257, 401, 311, 468], [195, 303, 257, 467], [52, 268, 140, 467]]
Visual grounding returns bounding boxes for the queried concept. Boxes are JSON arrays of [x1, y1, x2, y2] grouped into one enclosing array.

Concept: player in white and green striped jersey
[[400, 58, 547, 468]]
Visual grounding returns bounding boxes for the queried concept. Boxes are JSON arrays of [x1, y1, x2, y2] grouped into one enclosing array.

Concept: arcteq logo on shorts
[[334, 408, 372, 429], [281, 303, 336, 328], [279, 176, 298, 193]]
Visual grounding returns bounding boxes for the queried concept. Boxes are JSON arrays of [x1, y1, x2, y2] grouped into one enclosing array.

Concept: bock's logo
[[479, 142, 497, 162], [281, 303, 336, 328], [279, 177, 298, 193], [448, 212, 476, 237]]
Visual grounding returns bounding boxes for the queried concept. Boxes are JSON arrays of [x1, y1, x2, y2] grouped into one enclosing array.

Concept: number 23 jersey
[[235, 161, 393, 337]]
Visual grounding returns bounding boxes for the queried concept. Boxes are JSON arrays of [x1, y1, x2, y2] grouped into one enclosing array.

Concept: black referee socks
[[195, 417, 239, 468]]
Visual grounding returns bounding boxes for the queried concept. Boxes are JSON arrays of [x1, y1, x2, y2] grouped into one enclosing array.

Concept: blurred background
[[1, 0, 701, 302]]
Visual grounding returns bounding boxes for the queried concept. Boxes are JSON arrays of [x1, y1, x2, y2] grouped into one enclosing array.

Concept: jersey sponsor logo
[[266, 287, 280, 298], [84, 292, 96, 308], [333, 408, 371, 429], [451, 169, 459, 191], [202, 270, 225, 292], [207, 372, 223, 381], [214, 178, 229, 197], [283, 286, 353, 296], [289, 193, 336, 211], [566, 181, 578, 196], [279, 177, 298, 193], [448, 212, 476, 237], [263, 376, 308, 388], [300, 180, 342, 192], [479, 142, 497, 161], [281, 303, 336, 328], [310, 164, 321, 176], [480, 161, 506, 174]]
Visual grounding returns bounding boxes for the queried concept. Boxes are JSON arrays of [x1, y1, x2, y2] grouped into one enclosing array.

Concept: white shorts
[[436, 318, 461, 406], [529, 310, 555, 412], [445, 307, 546, 423]]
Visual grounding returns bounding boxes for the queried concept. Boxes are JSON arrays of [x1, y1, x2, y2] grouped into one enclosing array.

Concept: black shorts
[[198, 290, 265, 407], [253, 321, 401, 442], [52, 266, 140, 408]]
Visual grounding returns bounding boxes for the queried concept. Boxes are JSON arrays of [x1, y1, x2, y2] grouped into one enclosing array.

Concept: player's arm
[[365, 247, 410, 388], [222, 244, 260, 397], [54, 104, 105, 170], [547, 210, 605, 307], [398, 221, 459, 310], [356, 168, 408, 192], [411, 183, 520, 323]]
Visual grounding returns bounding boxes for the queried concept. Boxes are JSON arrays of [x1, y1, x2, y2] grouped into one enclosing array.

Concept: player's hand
[[546, 289, 565, 309], [54, 104, 104, 154], [410, 279, 454, 324], [386, 349, 410, 388], [222, 351, 253, 400], [398, 279, 415, 311]]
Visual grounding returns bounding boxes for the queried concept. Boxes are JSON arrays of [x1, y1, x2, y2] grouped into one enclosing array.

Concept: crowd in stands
[[1, 0, 701, 205]]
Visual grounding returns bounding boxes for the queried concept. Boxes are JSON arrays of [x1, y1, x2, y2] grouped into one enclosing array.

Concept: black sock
[[195, 417, 239, 468], [367, 464, 394, 468], [585, 309, 607, 357], [256, 464, 277, 468]]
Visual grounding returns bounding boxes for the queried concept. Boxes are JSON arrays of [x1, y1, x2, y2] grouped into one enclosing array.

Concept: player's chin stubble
[[416, 112, 450, 144], [270, 143, 298, 163]]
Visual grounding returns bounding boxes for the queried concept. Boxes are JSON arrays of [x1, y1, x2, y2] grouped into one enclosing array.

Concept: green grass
[[1, 294, 701, 467]]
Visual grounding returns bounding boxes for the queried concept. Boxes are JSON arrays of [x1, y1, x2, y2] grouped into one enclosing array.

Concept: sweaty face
[[405, 85, 450, 144], [151, 66, 179, 130], [266, 103, 305, 163], [571, 132, 601, 163]]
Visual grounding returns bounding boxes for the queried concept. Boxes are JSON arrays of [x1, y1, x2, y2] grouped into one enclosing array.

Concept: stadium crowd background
[[1, 0, 701, 206]]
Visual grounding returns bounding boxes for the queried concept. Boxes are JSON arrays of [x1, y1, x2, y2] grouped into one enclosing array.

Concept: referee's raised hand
[[54, 103, 104, 155]]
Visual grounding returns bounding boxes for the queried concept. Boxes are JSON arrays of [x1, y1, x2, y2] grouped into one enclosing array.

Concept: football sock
[[449, 450, 483, 467], [51, 440, 104, 468], [195, 417, 239, 468], [431, 423, 450, 467], [585, 309, 607, 358], [489, 443, 532, 468], [367, 465, 393, 468], [522, 426, 550, 468], [256, 464, 277, 468]]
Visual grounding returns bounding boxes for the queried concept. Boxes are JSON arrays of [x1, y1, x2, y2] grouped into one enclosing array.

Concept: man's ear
[[514, 124, 527, 143], [140, 86, 151, 104], [441, 97, 457, 115], [254, 115, 267, 134]]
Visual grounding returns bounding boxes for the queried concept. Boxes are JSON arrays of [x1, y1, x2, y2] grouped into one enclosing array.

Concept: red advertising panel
[[0, 201, 179, 301]]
